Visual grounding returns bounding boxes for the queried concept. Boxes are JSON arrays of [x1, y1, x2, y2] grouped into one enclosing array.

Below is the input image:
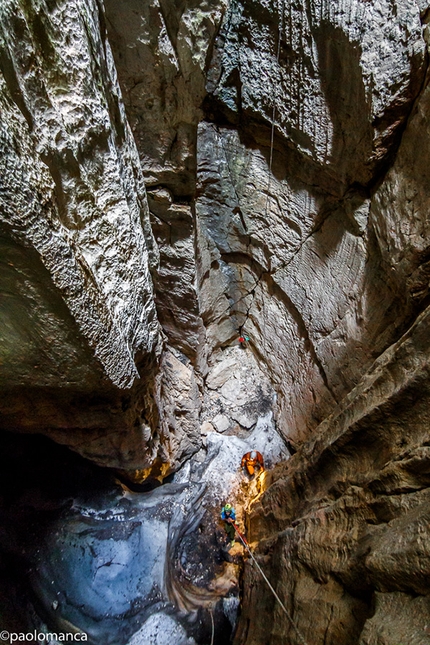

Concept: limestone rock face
[[0, 0, 193, 474], [238, 304, 430, 644], [208, 0, 426, 186], [103, 0, 227, 367], [0, 0, 159, 389], [195, 0, 430, 447], [103, 0, 227, 196]]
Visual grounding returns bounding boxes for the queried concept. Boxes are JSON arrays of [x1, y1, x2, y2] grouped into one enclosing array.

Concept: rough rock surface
[[0, 0, 159, 388], [0, 0, 167, 470], [2, 0, 430, 644], [103, 0, 226, 366], [0, 373, 286, 645], [238, 304, 430, 644], [197, 0, 430, 445], [0, 0, 207, 477]]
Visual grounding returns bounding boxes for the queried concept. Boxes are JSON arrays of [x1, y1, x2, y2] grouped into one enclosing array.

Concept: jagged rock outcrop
[[239, 303, 430, 644]]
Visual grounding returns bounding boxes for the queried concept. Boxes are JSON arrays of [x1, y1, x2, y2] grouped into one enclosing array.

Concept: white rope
[[265, 0, 284, 219], [209, 605, 214, 645], [260, 0, 284, 351], [233, 525, 308, 645]]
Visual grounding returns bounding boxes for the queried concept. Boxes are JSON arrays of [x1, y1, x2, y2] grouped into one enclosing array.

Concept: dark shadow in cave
[[0, 431, 240, 645], [0, 431, 119, 633]]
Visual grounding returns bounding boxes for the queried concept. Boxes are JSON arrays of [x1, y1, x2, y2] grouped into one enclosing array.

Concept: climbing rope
[[264, 0, 284, 219], [209, 604, 214, 645], [232, 524, 308, 645], [256, 0, 285, 350]]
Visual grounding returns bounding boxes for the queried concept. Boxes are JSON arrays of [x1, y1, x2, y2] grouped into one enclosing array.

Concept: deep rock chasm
[[1, 0, 430, 643]]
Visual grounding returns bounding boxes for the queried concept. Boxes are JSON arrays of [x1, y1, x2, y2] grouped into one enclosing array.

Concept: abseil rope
[[265, 0, 284, 219], [232, 524, 308, 645], [258, 0, 284, 348], [209, 605, 214, 645]]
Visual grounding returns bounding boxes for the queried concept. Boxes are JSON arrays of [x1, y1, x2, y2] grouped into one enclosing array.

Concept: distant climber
[[241, 450, 265, 477], [238, 334, 250, 348], [220, 503, 236, 546]]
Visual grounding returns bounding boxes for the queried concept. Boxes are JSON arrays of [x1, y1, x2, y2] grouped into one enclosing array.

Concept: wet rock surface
[[0, 433, 235, 645], [0, 347, 287, 645]]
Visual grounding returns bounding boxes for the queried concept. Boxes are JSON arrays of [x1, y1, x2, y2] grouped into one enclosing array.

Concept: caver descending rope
[[232, 523, 308, 645]]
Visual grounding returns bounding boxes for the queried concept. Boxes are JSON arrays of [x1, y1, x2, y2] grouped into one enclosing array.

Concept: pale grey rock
[[230, 409, 258, 430], [104, 0, 228, 194], [155, 351, 202, 474], [0, 0, 209, 483], [2, 2, 430, 643], [187, 411, 288, 503], [220, 378, 248, 406], [195, 121, 407, 444], [371, 73, 430, 310], [0, 0, 160, 391], [200, 421, 214, 435], [104, 0, 227, 371], [206, 355, 238, 390], [147, 187, 204, 361], [197, 0, 430, 449], [127, 614, 196, 645], [212, 413, 231, 433], [202, 346, 274, 436]]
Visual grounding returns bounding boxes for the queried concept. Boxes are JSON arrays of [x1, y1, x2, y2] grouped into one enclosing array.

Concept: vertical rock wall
[[0, 0, 164, 471], [104, 0, 228, 367], [197, 0, 429, 447], [0, 0, 204, 477], [0, 0, 160, 388], [238, 303, 430, 645]]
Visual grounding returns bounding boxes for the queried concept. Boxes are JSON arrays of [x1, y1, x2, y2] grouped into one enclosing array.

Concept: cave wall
[[239, 302, 430, 645], [0, 0, 204, 476], [2, 0, 430, 642], [101, 0, 430, 642], [3, 0, 429, 466], [103, 0, 430, 451], [196, 0, 430, 445], [0, 0, 160, 389]]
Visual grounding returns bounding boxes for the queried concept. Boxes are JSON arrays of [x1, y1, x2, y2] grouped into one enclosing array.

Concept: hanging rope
[[233, 524, 308, 645], [264, 0, 284, 219], [256, 0, 285, 351], [209, 604, 214, 645]]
